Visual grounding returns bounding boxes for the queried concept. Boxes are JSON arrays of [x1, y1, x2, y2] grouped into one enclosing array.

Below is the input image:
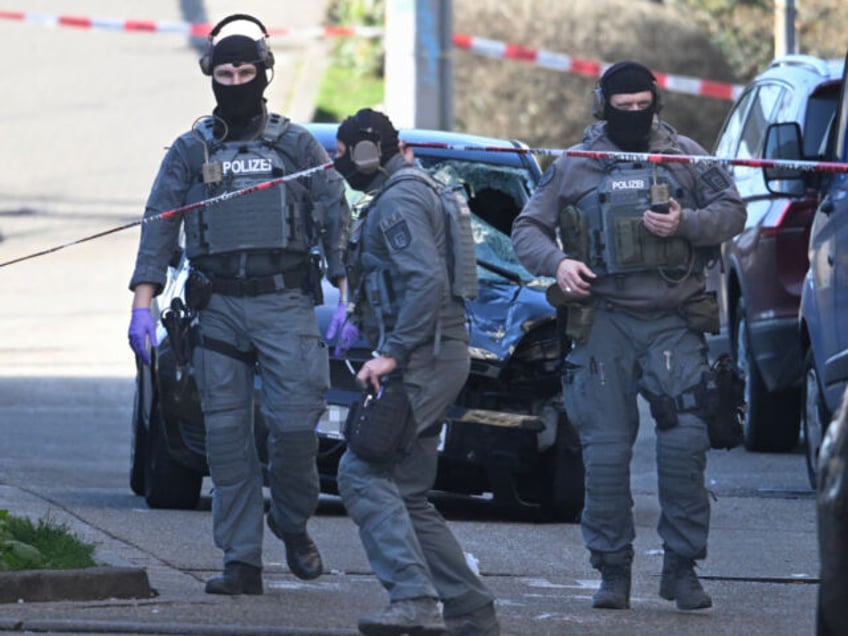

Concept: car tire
[[129, 359, 150, 497], [734, 299, 800, 452], [143, 387, 203, 510], [802, 348, 830, 490], [539, 415, 585, 522]]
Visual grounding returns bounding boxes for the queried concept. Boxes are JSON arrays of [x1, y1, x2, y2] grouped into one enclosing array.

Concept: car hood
[[317, 277, 555, 363]]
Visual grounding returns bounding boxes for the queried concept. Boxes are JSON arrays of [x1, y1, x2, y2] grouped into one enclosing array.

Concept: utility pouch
[[343, 376, 415, 464], [558, 204, 589, 263], [699, 353, 745, 449], [185, 268, 212, 311], [305, 247, 324, 306], [647, 392, 679, 431], [682, 291, 720, 335], [565, 301, 596, 345]]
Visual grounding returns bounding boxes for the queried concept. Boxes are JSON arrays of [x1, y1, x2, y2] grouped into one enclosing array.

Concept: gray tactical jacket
[[352, 154, 468, 367], [129, 114, 350, 294], [511, 119, 746, 315]]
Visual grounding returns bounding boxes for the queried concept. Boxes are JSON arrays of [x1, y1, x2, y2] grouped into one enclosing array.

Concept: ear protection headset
[[591, 63, 663, 119], [349, 111, 383, 174], [199, 14, 275, 76]]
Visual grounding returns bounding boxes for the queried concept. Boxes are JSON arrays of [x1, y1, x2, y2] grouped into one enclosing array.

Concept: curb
[[0, 617, 354, 635], [0, 565, 153, 604]]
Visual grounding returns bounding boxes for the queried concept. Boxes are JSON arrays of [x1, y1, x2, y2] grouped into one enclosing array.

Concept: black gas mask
[[335, 109, 400, 192]]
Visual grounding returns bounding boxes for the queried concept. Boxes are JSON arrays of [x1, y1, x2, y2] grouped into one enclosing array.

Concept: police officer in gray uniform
[[127, 15, 350, 594], [512, 62, 746, 611], [331, 109, 499, 636]]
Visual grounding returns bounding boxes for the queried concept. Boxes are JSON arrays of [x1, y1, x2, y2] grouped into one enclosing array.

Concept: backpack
[[382, 166, 479, 301]]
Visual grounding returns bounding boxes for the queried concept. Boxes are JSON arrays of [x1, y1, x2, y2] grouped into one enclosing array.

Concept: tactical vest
[[561, 162, 694, 276], [183, 113, 310, 259]]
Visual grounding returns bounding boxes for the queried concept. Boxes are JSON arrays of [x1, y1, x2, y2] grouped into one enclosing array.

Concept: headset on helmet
[[591, 62, 663, 120], [199, 14, 275, 76]]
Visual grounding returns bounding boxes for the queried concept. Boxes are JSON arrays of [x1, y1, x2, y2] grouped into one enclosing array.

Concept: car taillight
[[764, 198, 817, 289]]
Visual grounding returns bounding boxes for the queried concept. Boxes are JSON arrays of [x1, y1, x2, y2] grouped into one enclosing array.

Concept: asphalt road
[[0, 0, 330, 377], [0, 1, 824, 635], [0, 374, 820, 635]]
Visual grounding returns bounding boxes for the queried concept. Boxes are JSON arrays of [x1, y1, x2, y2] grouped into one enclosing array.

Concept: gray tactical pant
[[562, 307, 711, 565], [337, 338, 495, 619], [193, 288, 329, 569]]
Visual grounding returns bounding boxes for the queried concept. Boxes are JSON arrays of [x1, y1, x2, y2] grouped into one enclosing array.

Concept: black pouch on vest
[[343, 377, 416, 464]]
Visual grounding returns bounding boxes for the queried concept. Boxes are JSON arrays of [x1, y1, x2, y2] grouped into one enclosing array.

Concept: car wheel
[[143, 389, 203, 510], [802, 349, 830, 490], [539, 414, 584, 522], [734, 299, 800, 452], [129, 359, 151, 497]]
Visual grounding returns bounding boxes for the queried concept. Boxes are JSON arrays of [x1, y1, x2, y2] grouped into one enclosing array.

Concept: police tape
[[451, 35, 745, 101], [5, 141, 846, 270], [0, 9, 742, 101], [0, 10, 383, 38], [0, 161, 335, 270], [405, 141, 848, 174]]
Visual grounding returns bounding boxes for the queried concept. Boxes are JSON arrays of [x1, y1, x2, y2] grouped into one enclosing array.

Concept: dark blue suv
[[762, 53, 848, 489]]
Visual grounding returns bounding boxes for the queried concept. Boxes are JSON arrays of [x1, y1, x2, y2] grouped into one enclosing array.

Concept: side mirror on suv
[[762, 122, 808, 197]]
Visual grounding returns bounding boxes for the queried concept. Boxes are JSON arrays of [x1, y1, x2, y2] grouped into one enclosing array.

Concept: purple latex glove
[[128, 307, 158, 366], [325, 302, 359, 356]]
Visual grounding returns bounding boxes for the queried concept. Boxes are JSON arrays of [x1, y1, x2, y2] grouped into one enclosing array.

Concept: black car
[[129, 124, 585, 522]]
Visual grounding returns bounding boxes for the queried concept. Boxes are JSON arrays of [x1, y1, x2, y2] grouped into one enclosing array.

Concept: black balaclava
[[600, 61, 659, 151], [210, 34, 268, 129], [334, 108, 400, 191]]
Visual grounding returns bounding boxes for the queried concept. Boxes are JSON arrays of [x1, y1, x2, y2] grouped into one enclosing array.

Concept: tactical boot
[[358, 597, 448, 636], [205, 561, 263, 595], [659, 550, 713, 610], [445, 601, 500, 635], [592, 563, 631, 609], [267, 514, 323, 580]]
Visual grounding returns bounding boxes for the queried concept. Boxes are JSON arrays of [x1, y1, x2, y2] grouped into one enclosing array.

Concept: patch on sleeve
[[382, 218, 412, 251], [537, 164, 556, 189], [699, 166, 732, 192]]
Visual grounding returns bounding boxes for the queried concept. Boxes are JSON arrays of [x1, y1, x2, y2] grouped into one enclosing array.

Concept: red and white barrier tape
[[0, 10, 383, 39], [406, 141, 848, 173], [0, 9, 743, 101], [451, 34, 745, 101], [4, 140, 847, 270], [0, 161, 335, 270]]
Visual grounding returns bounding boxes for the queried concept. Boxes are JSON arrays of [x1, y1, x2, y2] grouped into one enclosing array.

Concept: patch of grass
[[314, 63, 384, 123], [0, 510, 97, 571]]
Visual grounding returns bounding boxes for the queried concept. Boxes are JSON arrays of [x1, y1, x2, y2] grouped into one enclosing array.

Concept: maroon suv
[[708, 55, 843, 452]]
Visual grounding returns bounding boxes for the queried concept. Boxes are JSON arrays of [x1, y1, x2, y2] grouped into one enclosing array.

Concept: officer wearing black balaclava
[[332, 108, 401, 191], [209, 34, 268, 133], [512, 60, 746, 612], [330, 109, 500, 635], [128, 14, 351, 597], [598, 61, 662, 151]]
